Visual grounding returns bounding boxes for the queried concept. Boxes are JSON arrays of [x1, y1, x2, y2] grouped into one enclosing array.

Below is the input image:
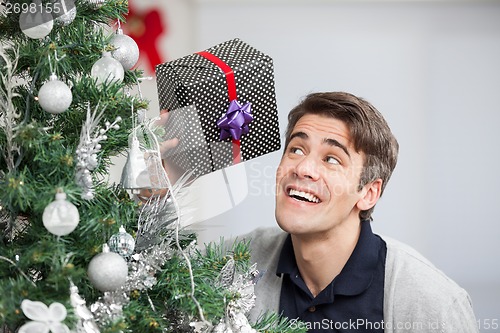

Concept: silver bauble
[[91, 52, 124, 85], [38, 74, 73, 114], [110, 29, 139, 70], [87, 244, 128, 292], [108, 225, 135, 257]]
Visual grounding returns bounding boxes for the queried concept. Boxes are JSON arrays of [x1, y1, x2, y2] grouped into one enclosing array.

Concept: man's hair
[[284, 92, 399, 221]]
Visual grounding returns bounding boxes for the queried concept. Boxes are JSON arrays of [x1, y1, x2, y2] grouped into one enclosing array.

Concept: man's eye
[[290, 147, 304, 155], [326, 156, 340, 165]]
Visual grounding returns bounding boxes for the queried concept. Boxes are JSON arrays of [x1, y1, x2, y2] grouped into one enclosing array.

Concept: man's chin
[[275, 215, 312, 235]]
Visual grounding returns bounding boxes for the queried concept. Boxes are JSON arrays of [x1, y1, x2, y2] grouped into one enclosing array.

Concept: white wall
[[111, 0, 500, 329], [191, 0, 500, 328]]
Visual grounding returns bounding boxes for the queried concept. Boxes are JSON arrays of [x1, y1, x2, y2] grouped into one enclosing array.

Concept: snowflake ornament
[[19, 299, 70, 333]]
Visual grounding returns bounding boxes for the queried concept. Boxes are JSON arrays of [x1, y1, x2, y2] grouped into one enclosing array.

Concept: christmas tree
[[0, 0, 304, 332]]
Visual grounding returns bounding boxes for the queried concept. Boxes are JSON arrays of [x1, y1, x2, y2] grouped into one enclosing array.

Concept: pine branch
[[252, 312, 308, 333]]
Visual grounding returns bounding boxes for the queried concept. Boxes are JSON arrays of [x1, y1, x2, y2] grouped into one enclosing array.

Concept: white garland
[[0, 43, 22, 173], [74, 103, 121, 200]]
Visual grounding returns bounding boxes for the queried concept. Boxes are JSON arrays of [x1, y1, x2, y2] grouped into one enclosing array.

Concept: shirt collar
[[276, 220, 382, 297]]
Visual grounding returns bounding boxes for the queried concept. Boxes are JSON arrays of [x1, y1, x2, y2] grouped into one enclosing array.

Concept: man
[[241, 92, 478, 332]]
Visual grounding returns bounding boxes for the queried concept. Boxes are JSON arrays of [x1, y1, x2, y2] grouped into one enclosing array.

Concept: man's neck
[[291, 220, 362, 297]]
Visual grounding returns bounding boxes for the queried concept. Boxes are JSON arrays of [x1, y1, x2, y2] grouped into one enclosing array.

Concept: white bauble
[[38, 74, 73, 114], [91, 52, 124, 85], [87, 244, 128, 292], [19, 7, 54, 39], [110, 29, 139, 70], [42, 191, 80, 236], [55, 4, 77, 26]]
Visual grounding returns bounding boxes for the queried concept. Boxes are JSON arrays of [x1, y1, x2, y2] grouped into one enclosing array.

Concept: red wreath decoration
[[124, 2, 167, 73]]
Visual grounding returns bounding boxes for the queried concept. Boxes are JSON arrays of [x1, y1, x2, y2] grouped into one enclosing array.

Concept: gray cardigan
[[240, 227, 478, 333]]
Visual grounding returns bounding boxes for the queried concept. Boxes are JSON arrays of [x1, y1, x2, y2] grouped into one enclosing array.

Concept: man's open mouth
[[288, 188, 321, 203]]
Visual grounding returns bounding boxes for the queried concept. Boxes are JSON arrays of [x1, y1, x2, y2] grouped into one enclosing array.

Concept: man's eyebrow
[[289, 131, 308, 141], [289, 131, 351, 159], [324, 138, 351, 159]]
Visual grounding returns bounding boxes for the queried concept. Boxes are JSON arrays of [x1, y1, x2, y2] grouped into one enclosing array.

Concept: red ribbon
[[197, 51, 241, 164]]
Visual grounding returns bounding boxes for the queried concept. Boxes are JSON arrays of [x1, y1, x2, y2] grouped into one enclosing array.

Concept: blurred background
[[109, 0, 500, 330]]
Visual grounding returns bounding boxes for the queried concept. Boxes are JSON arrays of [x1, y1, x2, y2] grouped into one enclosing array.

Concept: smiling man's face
[[275, 113, 372, 237]]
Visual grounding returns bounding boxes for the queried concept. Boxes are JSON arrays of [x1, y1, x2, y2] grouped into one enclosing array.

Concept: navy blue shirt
[[277, 221, 387, 332]]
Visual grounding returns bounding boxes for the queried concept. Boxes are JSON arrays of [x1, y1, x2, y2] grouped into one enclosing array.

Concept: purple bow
[[217, 100, 253, 140]]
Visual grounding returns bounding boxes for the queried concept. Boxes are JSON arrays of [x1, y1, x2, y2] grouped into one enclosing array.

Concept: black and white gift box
[[155, 38, 281, 178]]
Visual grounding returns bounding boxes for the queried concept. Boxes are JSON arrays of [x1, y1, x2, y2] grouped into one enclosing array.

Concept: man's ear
[[356, 179, 383, 211]]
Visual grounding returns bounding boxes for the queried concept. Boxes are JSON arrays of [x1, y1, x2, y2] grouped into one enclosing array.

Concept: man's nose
[[294, 154, 320, 181]]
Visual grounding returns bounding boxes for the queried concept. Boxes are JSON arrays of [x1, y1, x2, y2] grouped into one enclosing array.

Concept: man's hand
[[156, 109, 179, 158], [136, 109, 182, 203]]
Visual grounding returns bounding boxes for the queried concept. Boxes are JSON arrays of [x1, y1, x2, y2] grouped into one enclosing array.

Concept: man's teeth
[[288, 189, 320, 203]]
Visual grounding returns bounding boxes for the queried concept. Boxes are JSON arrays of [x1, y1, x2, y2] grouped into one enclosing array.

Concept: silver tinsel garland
[[90, 290, 130, 326], [126, 241, 174, 291]]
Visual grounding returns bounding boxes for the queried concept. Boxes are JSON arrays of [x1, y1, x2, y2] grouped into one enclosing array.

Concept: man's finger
[[155, 109, 170, 127], [160, 138, 179, 156]]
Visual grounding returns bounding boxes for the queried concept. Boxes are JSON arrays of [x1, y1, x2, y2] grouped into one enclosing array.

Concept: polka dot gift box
[[155, 38, 281, 178]]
